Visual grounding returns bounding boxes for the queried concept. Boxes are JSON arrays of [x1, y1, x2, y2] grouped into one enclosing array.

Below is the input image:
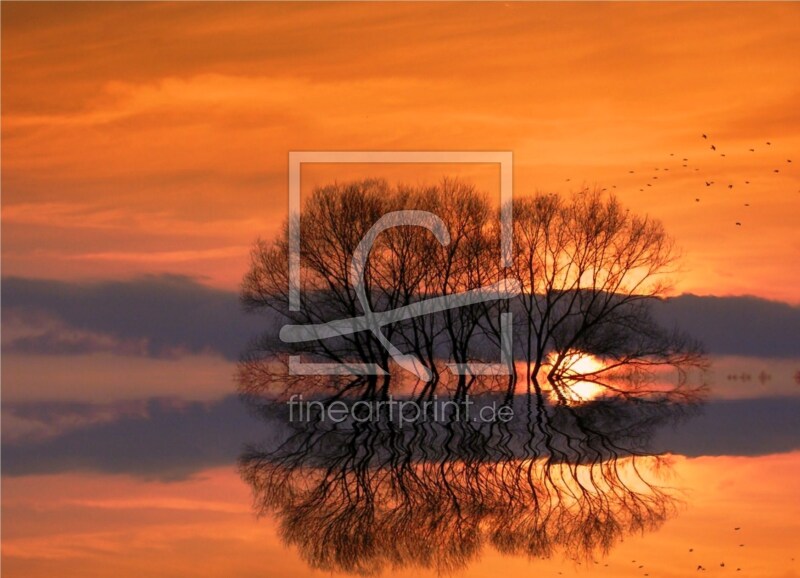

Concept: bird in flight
[[702, 134, 708, 139], [736, 222, 742, 226], [729, 184, 734, 189], [766, 141, 772, 145], [711, 145, 717, 150]]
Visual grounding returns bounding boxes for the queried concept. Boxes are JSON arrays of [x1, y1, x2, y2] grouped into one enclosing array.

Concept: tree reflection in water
[[239, 374, 704, 574], [238, 182, 708, 573]]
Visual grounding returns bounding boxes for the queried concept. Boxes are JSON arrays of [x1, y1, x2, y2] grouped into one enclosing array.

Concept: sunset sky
[[4, 2, 800, 299], [2, 3, 799, 577]]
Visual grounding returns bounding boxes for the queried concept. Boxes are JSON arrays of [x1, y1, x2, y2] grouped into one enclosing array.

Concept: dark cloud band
[[2, 394, 800, 480], [3, 275, 799, 361]]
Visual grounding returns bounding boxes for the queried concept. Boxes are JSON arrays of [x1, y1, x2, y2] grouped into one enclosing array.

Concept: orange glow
[[556, 350, 608, 402], [544, 350, 608, 403]]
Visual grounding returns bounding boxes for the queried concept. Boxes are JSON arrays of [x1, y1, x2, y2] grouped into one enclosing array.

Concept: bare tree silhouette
[[240, 178, 507, 401], [508, 191, 706, 404], [240, 178, 705, 403], [237, 177, 707, 573]]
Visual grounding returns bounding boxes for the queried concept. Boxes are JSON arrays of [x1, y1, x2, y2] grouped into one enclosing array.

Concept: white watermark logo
[[283, 151, 515, 379], [287, 393, 515, 425]]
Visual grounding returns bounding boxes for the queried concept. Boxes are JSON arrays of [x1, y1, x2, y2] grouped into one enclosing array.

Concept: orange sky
[[3, 2, 800, 301]]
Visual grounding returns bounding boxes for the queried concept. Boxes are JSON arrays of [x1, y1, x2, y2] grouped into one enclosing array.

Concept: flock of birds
[[689, 527, 745, 574], [696, 134, 793, 227], [570, 133, 796, 228], [550, 525, 798, 575], [624, 526, 747, 575], [623, 526, 795, 576], [552, 136, 797, 575]]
